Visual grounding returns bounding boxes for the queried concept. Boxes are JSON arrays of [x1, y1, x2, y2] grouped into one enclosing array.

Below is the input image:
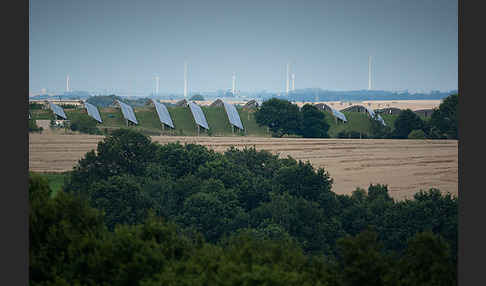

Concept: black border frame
[[4, 0, 29, 284], [4, 0, 476, 284]]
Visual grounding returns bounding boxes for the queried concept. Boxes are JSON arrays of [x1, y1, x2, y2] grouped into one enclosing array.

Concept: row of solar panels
[[319, 104, 384, 126], [49, 100, 384, 130], [49, 101, 103, 123], [49, 100, 245, 131]]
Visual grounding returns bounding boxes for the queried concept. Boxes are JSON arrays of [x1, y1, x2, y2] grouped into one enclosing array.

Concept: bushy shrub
[[393, 109, 425, 139], [337, 130, 368, 139], [29, 119, 43, 133], [408, 129, 427, 139], [69, 114, 100, 134], [429, 94, 458, 139]]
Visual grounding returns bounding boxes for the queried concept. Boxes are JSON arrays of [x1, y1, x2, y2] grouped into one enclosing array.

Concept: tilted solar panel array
[[84, 102, 102, 123], [330, 107, 347, 122], [188, 101, 209, 130], [223, 101, 244, 130], [116, 100, 138, 124], [49, 102, 67, 119], [152, 99, 174, 128], [365, 107, 386, 126]]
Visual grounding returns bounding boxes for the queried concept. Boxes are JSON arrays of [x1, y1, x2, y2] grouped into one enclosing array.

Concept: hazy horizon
[[29, 0, 458, 95]]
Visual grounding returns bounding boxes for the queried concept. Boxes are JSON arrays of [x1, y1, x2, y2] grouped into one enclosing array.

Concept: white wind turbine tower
[[66, 75, 70, 92], [184, 61, 188, 99], [291, 73, 295, 91]]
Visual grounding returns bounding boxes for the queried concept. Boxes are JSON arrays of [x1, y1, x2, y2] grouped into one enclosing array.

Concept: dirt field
[[159, 99, 443, 111], [29, 133, 457, 200]]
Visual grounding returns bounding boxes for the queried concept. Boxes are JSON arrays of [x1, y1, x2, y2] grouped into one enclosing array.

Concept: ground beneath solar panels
[[29, 133, 458, 201]]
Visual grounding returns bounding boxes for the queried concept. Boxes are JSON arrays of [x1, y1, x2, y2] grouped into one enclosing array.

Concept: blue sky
[[29, 0, 458, 95]]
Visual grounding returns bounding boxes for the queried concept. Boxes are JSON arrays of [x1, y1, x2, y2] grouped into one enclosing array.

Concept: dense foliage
[[392, 109, 426, 139], [337, 130, 368, 139], [254, 96, 460, 140], [29, 102, 44, 110], [255, 98, 303, 137], [408, 129, 427, 139], [62, 129, 457, 258], [31, 166, 457, 285], [69, 113, 101, 134], [369, 114, 392, 139], [373, 93, 458, 139], [29, 119, 43, 133], [255, 99, 329, 138], [299, 104, 330, 138], [429, 93, 458, 139]]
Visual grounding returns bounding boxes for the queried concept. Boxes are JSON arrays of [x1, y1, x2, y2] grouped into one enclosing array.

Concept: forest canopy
[[30, 129, 458, 285]]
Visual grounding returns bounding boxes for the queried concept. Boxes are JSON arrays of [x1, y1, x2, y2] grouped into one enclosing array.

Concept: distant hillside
[[276, 89, 457, 102], [86, 95, 152, 108], [30, 91, 92, 100]]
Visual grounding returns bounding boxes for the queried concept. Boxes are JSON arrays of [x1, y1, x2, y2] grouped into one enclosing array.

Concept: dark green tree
[[255, 98, 303, 137], [64, 128, 158, 193], [69, 113, 100, 134], [429, 94, 458, 139], [29, 119, 43, 133], [370, 114, 392, 138], [29, 173, 107, 285], [394, 232, 456, 286], [393, 109, 425, 138], [299, 104, 330, 138], [88, 174, 156, 230], [408, 129, 427, 139], [336, 230, 389, 286], [179, 190, 246, 242]]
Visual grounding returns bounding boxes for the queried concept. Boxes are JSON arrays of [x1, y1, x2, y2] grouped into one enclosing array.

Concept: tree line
[[30, 129, 457, 284], [255, 94, 458, 139]]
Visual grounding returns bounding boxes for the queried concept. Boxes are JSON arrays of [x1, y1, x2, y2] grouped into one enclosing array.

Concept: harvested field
[[159, 99, 443, 111], [29, 133, 457, 200]]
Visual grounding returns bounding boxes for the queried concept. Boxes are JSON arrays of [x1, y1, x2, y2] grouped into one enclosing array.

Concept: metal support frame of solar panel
[[365, 107, 386, 126], [223, 101, 244, 130], [152, 99, 174, 128], [49, 102, 67, 119], [84, 102, 102, 123], [188, 101, 209, 130], [116, 100, 138, 124], [330, 107, 347, 122]]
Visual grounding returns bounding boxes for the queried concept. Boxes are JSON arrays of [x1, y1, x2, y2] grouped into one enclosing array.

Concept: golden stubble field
[[29, 133, 458, 200], [160, 99, 442, 111]]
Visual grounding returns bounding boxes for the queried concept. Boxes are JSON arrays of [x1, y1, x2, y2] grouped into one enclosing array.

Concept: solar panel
[[330, 106, 347, 122], [116, 100, 138, 124], [152, 99, 174, 128], [365, 107, 386, 126], [223, 101, 244, 130], [49, 102, 67, 119], [376, 114, 386, 126], [84, 102, 102, 123], [188, 101, 209, 130]]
